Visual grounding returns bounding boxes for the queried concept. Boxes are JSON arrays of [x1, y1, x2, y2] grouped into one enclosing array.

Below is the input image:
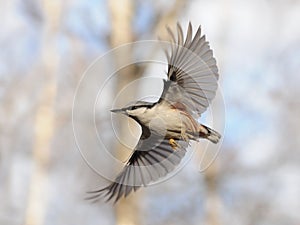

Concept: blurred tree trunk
[[201, 2, 230, 221], [203, 160, 221, 225], [108, 1, 142, 225], [24, 1, 61, 225], [107, 1, 189, 224]]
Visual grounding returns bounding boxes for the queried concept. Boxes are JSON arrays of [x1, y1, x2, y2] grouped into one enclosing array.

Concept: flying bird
[[87, 22, 221, 203]]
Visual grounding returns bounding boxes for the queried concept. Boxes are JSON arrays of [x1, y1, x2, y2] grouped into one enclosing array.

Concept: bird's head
[[110, 101, 154, 119]]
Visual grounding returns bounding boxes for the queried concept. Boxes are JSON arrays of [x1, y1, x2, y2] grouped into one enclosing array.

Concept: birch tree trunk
[[204, 160, 221, 225], [24, 1, 61, 225], [108, 1, 142, 225], [107, 1, 189, 224]]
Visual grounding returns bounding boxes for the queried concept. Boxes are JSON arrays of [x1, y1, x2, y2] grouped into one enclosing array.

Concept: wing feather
[[86, 134, 188, 203], [161, 23, 219, 116]]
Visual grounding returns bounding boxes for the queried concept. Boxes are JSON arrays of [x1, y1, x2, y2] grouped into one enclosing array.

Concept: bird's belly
[[145, 109, 198, 139]]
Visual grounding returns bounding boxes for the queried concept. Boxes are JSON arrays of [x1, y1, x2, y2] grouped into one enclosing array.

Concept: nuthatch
[[87, 22, 221, 203]]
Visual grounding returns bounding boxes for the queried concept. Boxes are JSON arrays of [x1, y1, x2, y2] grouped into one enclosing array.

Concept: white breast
[[137, 102, 194, 137]]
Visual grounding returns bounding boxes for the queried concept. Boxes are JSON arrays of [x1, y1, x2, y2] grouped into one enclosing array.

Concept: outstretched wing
[[86, 133, 188, 203], [161, 22, 219, 116]]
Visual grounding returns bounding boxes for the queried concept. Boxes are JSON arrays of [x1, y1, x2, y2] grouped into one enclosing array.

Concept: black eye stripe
[[129, 105, 150, 110]]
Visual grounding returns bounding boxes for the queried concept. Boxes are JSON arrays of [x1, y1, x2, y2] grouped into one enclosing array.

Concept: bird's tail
[[199, 125, 221, 144]]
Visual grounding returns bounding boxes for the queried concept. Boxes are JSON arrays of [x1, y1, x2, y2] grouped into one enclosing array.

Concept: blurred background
[[1, 0, 300, 225]]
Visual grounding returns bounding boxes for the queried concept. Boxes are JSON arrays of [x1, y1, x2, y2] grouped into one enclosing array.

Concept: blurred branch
[[134, 0, 188, 79], [152, 0, 188, 39], [21, 0, 44, 25]]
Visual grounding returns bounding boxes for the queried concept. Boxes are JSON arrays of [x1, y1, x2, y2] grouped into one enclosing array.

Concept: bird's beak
[[110, 108, 126, 114]]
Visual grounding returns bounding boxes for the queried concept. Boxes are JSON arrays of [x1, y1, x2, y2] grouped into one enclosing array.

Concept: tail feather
[[199, 125, 221, 144]]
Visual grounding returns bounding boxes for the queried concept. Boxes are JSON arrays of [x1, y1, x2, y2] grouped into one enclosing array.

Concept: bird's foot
[[169, 138, 180, 150]]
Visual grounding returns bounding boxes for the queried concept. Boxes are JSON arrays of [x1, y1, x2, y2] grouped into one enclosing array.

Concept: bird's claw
[[169, 138, 180, 150]]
